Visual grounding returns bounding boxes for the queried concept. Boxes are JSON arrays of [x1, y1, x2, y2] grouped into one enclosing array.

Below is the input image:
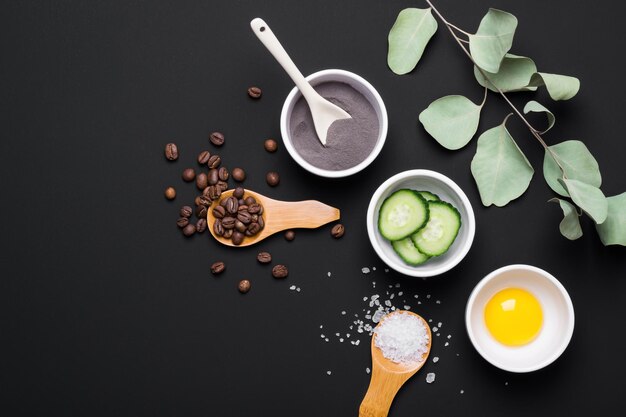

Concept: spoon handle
[[250, 18, 319, 101], [359, 367, 408, 417], [264, 198, 340, 234]]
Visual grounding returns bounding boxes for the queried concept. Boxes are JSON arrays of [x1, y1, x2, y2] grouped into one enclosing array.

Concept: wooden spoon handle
[[359, 367, 408, 417], [264, 199, 340, 234]]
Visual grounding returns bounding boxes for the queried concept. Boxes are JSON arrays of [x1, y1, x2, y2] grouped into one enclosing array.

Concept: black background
[[2, 0, 625, 416]]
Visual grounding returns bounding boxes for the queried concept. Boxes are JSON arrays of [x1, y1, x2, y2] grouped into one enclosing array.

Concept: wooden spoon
[[207, 189, 340, 247], [359, 310, 432, 417]]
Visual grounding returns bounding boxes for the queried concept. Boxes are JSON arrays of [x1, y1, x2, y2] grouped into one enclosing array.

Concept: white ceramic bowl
[[280, 69, 388, 178], [465, 264, 575, 373], [366, 169, 475, 277]]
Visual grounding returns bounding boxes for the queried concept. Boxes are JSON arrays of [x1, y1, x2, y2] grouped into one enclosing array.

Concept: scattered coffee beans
[[212, 190, 264, 245], [207, 154, 221, 169], [266, 171, 280, 187], [218, 167, 229, 181], [165, 143, 178, 161], [238, 279, 251, 293], [176, 217, 189, 228], [182, 223, 196, 237], [180, 206, 193, 218], [197, 150, 211, 165], [284, 230, 295, 241], [232, 167, 246, 182], [209, 131, 225, 147], [331, 224, 345, 238], [196, 218, 207, 233], [164, 186, 176, 200], [196, 173, 208, 190], [233, 187, 244, 199], [257, 252, 272, 264], [247, 86, 262, 99], [211, 261, 225, 275], [196, 205, 207, 218], [208, 168, 219, 185], [272, 264, 289, 278], [264, 139, 278, 153], [182, 168, 196, 182]]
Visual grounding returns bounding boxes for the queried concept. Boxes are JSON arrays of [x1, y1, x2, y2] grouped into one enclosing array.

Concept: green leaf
[[561, 179, 608, 224], [474, 54, 537, 92], [470, 116, 534, 206], [469, 9, 518, 73], [528, 72, 580, 100], [418, 94, 484, 150], [387, 8, 438, 75], [543, 140, 601, 197], [596, 192, 626, 246], [549, 198, 583, 240], [523, 100, 555, 133]]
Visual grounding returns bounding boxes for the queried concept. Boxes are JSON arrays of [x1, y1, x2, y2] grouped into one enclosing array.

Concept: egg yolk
[[484, 287, 543, 346]]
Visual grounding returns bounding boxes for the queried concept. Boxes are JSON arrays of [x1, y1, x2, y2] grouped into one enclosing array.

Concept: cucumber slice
[[412, 201, 461, 256], [417, 190, 440, 202], [392, 237, 431, 266], [378, 189, 429, 241]]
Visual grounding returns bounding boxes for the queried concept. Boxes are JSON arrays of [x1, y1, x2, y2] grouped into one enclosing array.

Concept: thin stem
[[458, 38, 469, 44], [480, 87, 488, 107], [447, 22, 471, 37]]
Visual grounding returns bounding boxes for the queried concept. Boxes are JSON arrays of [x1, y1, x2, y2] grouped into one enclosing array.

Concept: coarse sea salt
[[374, 312, 429, 364]]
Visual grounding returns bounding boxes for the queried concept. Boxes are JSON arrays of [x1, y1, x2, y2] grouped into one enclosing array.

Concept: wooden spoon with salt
[[207, 189, 340, 247], [359, 310, 432, 417]]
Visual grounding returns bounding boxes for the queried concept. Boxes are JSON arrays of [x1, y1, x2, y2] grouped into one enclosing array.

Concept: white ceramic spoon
[[250, 18, 351, 146]]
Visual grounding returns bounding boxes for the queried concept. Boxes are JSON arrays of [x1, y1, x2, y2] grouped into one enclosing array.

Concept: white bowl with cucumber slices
[[366, 170, 476, 277]]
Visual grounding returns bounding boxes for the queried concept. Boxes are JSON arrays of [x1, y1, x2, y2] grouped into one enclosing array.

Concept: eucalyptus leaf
[[549, 198, 583, 240], [470, 117, 534, 206], [387, 8, 438, 75], [418, 94, 484, 150], [474, 54, 537, 92], [543, 140, 601, 197], [523, 100, 555, 133], [528, 72, 580, 100], [596, 192, 626, 246], [561, 179, 608, 224], [469, 9, 518, 73]]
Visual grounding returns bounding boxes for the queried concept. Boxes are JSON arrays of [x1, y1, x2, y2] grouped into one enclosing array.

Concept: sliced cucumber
[[378, 189, 429, 241], [392, 237, 431, 265], [417, 190, 440, 202], [412, 201, 461, 256]]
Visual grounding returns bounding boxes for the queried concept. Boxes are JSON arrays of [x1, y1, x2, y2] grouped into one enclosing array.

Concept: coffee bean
[[285, 230, 295, 241], [218, 167, 229, 181], [222, 217, 236, 229], [164, 186, 176, 200], [216, 180, 229, 192], [235, 220, 247, 233], [182, 223, 196, 237], [182, 168, 196, 182], [272, 264, 289, 278], [247, 222, 261, 235], [248, 203, 261, 214], [197, 195, 212, 207], [225, 197, 238, 214], [264, 139, 278, 153], [207, 154, 221, 169], [257, 252, 272, 264], [238, 199, 245, 206], [223, 228, 233, 239], [196, 205, 207, 218], [194, 196, 204, 206], [238, 205, 249, 212], [208, 168, 219, 185], [237, 211, 252, 224], [244, 196, 256, 206], [232, 231, 245, 245], [231, 167, 246, 182], [331, 224, 345, 238], [207, 185, 221, 200], [196, 218, 207, 233], [180, 206, 193, 218], [211, 261, 225, 275], [196, 173, 208, 190], [247, 86, 262, 99], [212, 205, 226, 219], [233, 187, 245, 199], [197, 150, 211, 164], [176, 217, 189, 228], [165, 143, 178, 161], [266, 171, 280, 187], [251, 214, 258, 222], [238, 279, 251, 293], [213, 219, 225, 236], [257, 216, 265, 229], [209, 131, 225, 147]]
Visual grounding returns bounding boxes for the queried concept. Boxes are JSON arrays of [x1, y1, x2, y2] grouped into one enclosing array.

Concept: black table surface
[[2, 0, 625, 416]]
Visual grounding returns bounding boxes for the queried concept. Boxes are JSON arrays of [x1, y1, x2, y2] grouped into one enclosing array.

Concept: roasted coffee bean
[[257, 252, 272, 264], [238, 279, 251, 293], [231, 167, 246, 182], [165, 143, 178, 160], [251, 214, 258, 222], [233, 187, 245, 199], [237, 211, 252, 224], [238, 204, 248, 212], [238, 199, 245, 206], [207, 154, 221, 169], [194, 196, 204, 206], [266, 171, 280, 187], [196, 218, 207, 233], [331, 224, 345, 238], [235, 220, 247, 233], [221, 217, 236, 229], [223, 228, 233, 239], [218, 167, 229, 181], [220, 197, 229, 207], [207, 185, 221, 200], [264, 139, 278, 153], [247, 222, 261, 235], [244, 196, 256, 205], [164, 186, 176, 200], [196, 173, 208, 190], [248, 203, 261, 214], [232, 231, 245, 245], [257, 216, 265, 229], [213, 219, 224, 236], [182, 168, 196, 182], [196, 205, 207, 218], [225, 197, 239, 214], [211, 261, 225, 275], [176, 217, 189, 228], [180, 206, 193, 218], [209, 131, 225, 146], [182, 223, 196, 237], [272, 264, 289, 278], [197, 150, 211, 164], [212, 205, 226, 219], [257, 205, 264, 215], [197, 195, 212, 207], [284, 230, 295, 241], [247, 86, 262, 98], [216, 180, 228, 192], [208, 168, 219, 185]]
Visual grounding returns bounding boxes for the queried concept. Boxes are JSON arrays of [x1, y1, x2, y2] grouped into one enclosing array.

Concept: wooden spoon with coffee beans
[[207, 189, 340, 247]]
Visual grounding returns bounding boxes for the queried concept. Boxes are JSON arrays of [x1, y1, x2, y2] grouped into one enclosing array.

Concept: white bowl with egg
[[465, 264, 575, 373], [280, 69, 388, 178], [366, 169, 475, 278]]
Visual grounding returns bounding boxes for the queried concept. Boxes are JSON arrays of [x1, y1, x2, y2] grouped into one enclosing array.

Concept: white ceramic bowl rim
[[279, 69, 388, 178]]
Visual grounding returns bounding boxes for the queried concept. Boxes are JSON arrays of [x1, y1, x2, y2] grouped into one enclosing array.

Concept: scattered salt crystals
[[432, 356, 439, 363], [289, 285, 296, 290], [414, 294, 419, 299], [384, 300, 392, 307], [438, 322, 442, 328], [366, 367, 371, 374], [363, 297, 368, 301], [505, 382, 509, 386], [418, 301, 422, 304], [395, 283, 401, 288], [362, 267, 371, 274], [428, 319, 432, 322], [327, 371, 332, 375], [390, 294, 395, 299], [355, 340, 360, 345], [436, 334, 440, 337], [374, 312, 430, 364], [384, 269, 389, 273], [339, 338, 344, 342], [444, 342, 449, 347], [432, 327, 439, 332], [398, 291, 403, 296], [460, 390, 464, 394], [447, 335, 452, 339], [320, 325, 323, 329], [426, 373, 436, 384], [372, 267, 376, 271], [372, 309, 386, 323], [426, 294, 431, 299], [341, 311, 346, 315], [321, 334, 325, 338], [436, 300, 441, 304], [325, 338, 329, 342], [346, 333, 350, 338], [404, 305, 411, 310], [335, 333, 340, 337], [327, 272, 332, 277]]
